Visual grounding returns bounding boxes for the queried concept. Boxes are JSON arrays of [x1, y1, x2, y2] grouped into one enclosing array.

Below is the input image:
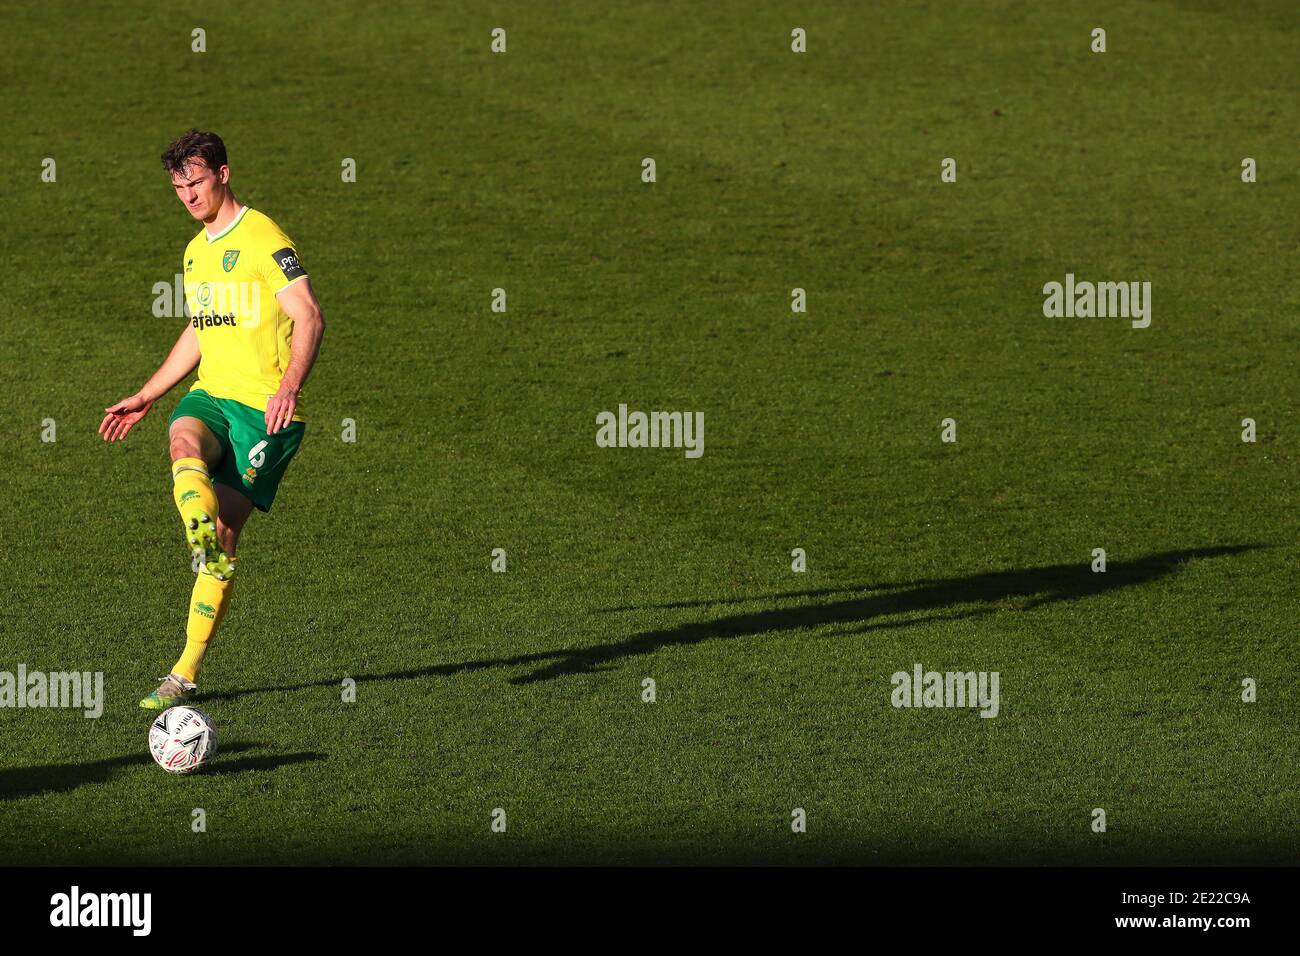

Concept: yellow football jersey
[[182, 206, 309, 420]]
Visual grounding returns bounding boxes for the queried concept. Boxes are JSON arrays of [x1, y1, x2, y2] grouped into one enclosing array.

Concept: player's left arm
[[266, 278, 325, 434]]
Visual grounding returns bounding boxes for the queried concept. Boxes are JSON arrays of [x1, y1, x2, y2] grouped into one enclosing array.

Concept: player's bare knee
[[169, 432, 202, 462]]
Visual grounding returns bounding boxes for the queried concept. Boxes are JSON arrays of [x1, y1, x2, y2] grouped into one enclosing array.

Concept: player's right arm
[[100, 323, 200, 442]]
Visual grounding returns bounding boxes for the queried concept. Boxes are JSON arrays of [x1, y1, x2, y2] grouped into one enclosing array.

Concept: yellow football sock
[[172, 456, 219, 524], [172, 569, 234, 684]]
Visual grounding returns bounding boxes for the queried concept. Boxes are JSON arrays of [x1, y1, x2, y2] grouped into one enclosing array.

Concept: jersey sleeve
[[255, 227, 309, 294]]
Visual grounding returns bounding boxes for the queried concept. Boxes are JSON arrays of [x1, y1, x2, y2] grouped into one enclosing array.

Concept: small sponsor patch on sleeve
[[271, 247, 307, 281]]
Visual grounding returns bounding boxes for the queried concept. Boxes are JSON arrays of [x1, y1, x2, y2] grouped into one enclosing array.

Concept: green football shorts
[[168, 389, 306, 513]]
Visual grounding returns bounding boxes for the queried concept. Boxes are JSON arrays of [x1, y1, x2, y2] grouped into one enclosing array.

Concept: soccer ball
[[148, 706, 218, 774]]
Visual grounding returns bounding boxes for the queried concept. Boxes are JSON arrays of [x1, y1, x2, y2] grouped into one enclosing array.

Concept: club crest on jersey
[[222, 250, 240, 272]]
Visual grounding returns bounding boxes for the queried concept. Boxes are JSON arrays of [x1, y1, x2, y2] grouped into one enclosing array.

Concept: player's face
[[170, 161, 228, 221]]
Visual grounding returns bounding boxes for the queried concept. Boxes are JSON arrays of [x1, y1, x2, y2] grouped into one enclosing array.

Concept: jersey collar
[[204, 205, 250, 243]]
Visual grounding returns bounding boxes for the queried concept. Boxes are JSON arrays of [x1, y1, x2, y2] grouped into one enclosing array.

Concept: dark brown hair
[[161, 129, 228, 175]]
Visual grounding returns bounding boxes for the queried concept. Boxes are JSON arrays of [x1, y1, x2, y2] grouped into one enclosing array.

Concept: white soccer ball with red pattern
[[149, 706, 218, 774]]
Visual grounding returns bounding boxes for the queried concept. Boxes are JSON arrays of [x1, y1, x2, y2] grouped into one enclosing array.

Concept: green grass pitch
[[1, 1, 1297, 865]]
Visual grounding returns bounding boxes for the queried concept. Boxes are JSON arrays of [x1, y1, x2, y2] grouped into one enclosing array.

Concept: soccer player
[[99, 129, 325, 709]]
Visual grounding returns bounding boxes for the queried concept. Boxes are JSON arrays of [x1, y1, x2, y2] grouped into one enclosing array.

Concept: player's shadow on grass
[[0, 744, 323, 801], [206, 544, 1258, 696], [502, 544, 1260, 683]]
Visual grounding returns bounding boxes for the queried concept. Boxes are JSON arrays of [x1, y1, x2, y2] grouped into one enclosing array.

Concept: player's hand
[[265, 384, 299, 435], [100, 394, 154, 442]]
